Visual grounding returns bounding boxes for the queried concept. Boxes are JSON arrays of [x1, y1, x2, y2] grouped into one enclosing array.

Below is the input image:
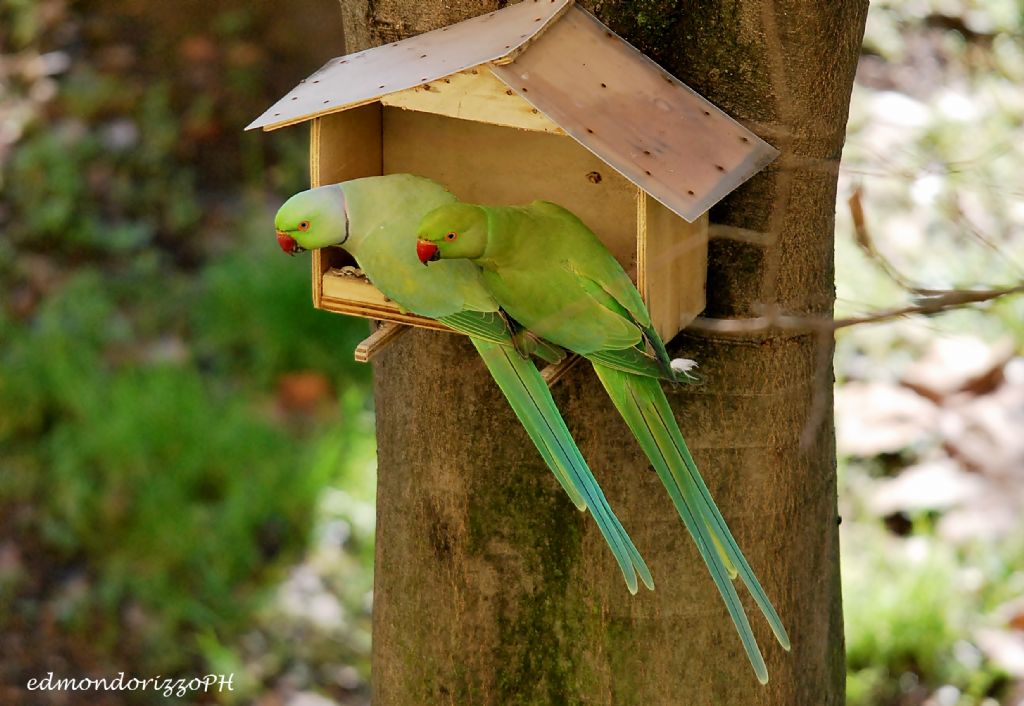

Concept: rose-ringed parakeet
[[274, 174, 653, 594], [416, 200, 791, 683]]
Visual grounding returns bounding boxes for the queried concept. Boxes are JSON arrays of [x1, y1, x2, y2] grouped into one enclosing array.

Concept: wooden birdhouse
[[248, 0, 777, 350]]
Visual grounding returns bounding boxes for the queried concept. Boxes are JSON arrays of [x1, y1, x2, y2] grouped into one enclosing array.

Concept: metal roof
[[248, 0, 778, 222], [246, 0, 571, 132], [490, 7, 778, 221]]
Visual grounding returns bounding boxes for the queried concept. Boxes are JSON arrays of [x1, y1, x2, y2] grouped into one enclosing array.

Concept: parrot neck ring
[[276, 230, 307, 256], [416, 240, 441, 265]]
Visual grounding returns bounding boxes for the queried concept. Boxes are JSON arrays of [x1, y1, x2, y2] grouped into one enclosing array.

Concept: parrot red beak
[[416, 240, 440, 265], [276, 230, 305, 256]]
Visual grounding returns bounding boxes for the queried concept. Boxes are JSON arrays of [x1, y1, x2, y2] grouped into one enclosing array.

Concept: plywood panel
[[310, 105, 382, 188], [638, 192, 708, 341], [491, 6, 778, 222], [320, 275, 449, 332], [248, 0, 571, 131], [383, 107, 637, 269], [309, 106, 383, 310], [381, 69, 563, 133]]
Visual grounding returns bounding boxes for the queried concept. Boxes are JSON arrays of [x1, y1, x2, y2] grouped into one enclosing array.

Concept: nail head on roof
[[586, 128, 594, 133], [687, 190, 695, 196], [586, 171, 602, 184], [741, 136, 750, 143], [644, 170, 652, 176], [323, 99, 330, 104], [715, 165, 725, 172], [702, 110, 710, 116], [600, 82, 607, 88], [420, 54, 427, 58], [643, 149, 651, 155], [312, 79, 320, 83]]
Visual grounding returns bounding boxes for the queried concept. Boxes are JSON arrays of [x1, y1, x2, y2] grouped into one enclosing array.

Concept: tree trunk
[[346, 1, 868, 703]]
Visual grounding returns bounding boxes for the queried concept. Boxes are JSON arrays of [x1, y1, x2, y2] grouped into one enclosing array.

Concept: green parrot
[[274, 174, 653, 594], [416, 200, 791, 683]]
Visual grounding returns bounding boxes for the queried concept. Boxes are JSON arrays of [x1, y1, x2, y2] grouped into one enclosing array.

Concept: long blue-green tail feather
[[472, 339, 654, 594], [593, 362, 786, 682], [673, 423, 792, 651]]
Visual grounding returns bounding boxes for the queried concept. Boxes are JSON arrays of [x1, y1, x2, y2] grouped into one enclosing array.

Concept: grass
[[0, 231, 374, 675]]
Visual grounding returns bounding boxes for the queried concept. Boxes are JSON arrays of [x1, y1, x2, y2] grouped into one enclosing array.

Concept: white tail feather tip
[[670, 358, 698, 373]]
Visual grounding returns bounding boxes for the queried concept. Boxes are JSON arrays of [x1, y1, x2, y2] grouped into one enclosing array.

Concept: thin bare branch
[[690, 283, 1024, 336]]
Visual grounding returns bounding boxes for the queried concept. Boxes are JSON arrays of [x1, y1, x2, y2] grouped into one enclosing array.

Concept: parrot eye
[[298, 221, 311, 232], [445, 232, 457, 241]]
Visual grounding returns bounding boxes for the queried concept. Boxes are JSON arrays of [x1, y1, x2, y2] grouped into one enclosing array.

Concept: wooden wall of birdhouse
[[251, 1, 777, 346], [307, 102, 708, 342]]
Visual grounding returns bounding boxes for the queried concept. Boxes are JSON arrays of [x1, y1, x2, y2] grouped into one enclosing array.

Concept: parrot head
[[415, 203, 488, 265], [274, 185, 349, 255]]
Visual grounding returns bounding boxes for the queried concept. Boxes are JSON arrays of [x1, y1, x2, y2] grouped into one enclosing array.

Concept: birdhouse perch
[[249, 0, 777, 352]]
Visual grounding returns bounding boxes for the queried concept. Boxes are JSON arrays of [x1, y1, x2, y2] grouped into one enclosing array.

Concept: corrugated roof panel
[[247, 0, 572, 131], [489, 7, 778, 222]]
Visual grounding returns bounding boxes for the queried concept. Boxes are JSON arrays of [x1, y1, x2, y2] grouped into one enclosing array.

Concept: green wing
[[533, 201, 652, 328], [438, 310, 511, 344], [567, 260, 675, 375], [537, 200, 674, 374], [560, 262, 645, 351], [439, 310, 564, 364]]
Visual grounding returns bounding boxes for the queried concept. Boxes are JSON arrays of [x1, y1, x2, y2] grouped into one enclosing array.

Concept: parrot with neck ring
[[416, 199, 791, 684]]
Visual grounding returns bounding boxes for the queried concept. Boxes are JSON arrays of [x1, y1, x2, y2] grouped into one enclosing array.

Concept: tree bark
[[350, 1, 868, 704]]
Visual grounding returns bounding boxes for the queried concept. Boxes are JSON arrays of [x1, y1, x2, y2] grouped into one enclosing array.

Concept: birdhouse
[[248, 0, 777, 349]]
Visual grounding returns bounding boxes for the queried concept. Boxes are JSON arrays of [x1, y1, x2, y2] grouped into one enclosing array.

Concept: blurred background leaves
[[1, 1, 373, 704], [836, 2, 1024, 705], [1, 0, 1023, 705]]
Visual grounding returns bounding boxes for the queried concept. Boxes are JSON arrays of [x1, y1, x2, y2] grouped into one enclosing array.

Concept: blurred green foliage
[[837, 3, 1024, 704], [5, 84, 201, 255], [0, 0, 374, 699]]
